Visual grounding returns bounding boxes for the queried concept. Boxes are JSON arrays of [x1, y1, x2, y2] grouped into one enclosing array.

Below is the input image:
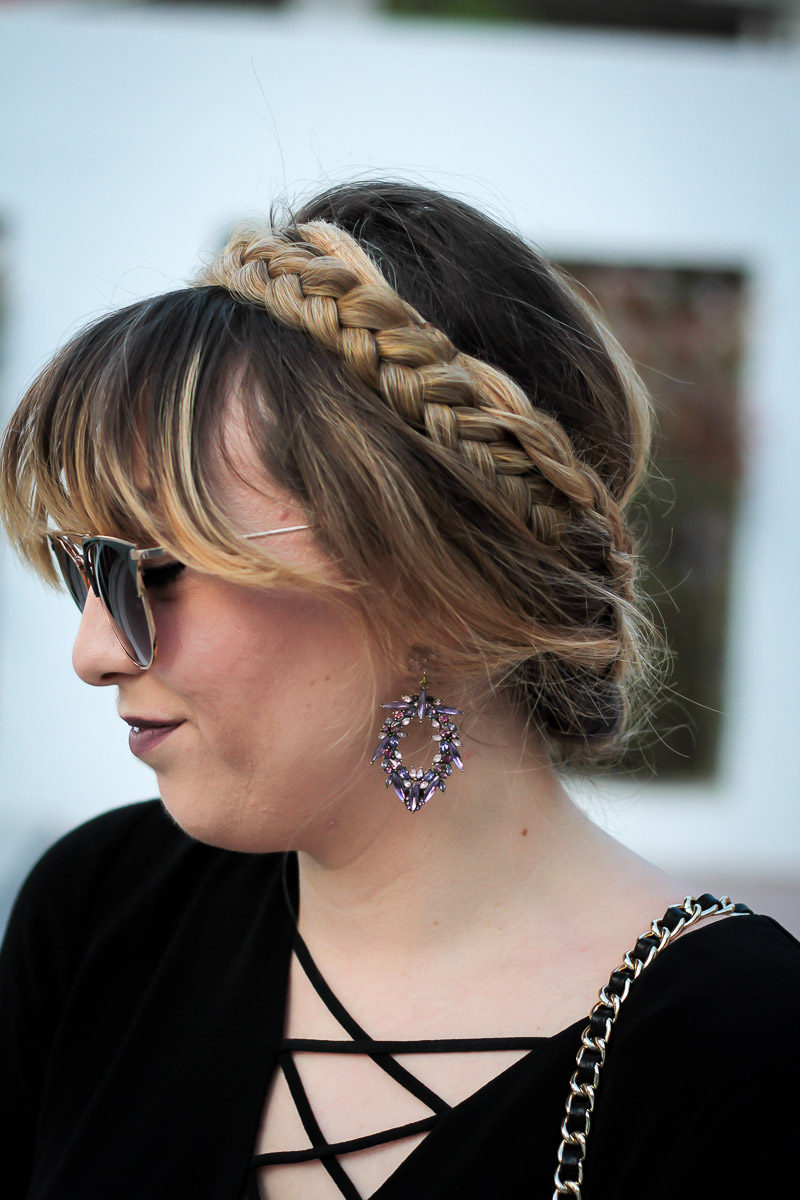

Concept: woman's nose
[[72, 591, 142, 685]]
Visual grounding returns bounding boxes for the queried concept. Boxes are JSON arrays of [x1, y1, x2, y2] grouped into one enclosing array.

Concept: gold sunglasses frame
[[47, 525, 311, 670]]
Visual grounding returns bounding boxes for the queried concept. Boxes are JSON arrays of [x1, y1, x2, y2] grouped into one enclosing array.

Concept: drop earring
[[371, 673, 463, 813]]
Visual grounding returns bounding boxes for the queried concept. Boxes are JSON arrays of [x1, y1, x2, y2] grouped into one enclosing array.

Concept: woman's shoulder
[[575, 912, 798, 1196], [631, 910, 799, 1013], [22, 797, 176, 868], [0, 803, 178, 1036], [599, 911, 800, 1081], [9, 800, 196, 915], [3, 801, 285, 972]]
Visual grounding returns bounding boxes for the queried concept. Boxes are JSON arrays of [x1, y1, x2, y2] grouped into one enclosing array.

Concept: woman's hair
[[0, 180, 657, 764]]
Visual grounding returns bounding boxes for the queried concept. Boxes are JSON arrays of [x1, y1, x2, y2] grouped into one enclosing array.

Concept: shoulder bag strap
[[552, 893, 753, 1199]]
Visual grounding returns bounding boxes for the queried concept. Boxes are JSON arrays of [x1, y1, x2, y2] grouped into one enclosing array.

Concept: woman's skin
[[72, 413, 705, 1197]]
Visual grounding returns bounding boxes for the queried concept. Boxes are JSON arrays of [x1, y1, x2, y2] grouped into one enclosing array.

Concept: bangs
[[0, 288, 319, 591]]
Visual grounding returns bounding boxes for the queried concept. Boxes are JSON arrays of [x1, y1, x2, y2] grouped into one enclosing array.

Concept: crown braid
[[195, 220, 634, 647]]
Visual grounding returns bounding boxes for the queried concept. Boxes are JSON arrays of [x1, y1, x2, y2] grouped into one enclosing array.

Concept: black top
[[1, 799, 798, 1200]]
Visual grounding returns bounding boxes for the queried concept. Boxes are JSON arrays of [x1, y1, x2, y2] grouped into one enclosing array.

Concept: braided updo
[[0, 181, 656, 764]]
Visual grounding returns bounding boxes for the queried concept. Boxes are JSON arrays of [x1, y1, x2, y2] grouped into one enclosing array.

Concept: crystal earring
[[371, 673, 463, 813]]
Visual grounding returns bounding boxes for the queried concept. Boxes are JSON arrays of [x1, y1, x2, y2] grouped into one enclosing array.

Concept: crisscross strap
[[250, 927, 544, 1191], [249, 858, 545, 1197], [290, 924, 452, 1115]]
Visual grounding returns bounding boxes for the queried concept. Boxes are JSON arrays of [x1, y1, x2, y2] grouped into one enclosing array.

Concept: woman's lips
[[124, 719, 185, 758]]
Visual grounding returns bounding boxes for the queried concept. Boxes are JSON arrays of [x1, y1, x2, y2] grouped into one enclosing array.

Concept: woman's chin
[[156, 782, 308, 855], [156, 788, 255, 853]]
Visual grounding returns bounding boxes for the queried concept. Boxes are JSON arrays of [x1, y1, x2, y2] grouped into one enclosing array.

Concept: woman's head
[[0, 180, 655, 786]]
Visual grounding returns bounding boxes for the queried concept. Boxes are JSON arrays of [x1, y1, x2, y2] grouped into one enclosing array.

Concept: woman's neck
[[293, 708, 609, 970]]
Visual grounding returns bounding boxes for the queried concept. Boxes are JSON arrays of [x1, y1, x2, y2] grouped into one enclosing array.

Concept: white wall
[[1, 4, 799, 885]]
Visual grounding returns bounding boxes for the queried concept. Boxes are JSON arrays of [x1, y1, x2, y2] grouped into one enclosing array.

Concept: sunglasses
[[47, 526, 311, 670]]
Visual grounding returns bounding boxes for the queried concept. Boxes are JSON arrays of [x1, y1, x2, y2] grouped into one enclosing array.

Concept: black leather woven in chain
[[551, 893, 754, 1199]]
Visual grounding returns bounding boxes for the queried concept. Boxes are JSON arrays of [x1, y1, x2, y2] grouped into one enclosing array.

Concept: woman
[[0, 180, 797, 1200]]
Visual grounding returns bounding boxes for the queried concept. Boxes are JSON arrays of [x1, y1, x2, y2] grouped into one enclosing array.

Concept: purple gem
[[394, 783, 407, 803], [434, 706, 462, 716], [417, 689, 427, 719], [371, 736, 390, 763], [452, 751, 463, 770], [407, 781, 421, 812]]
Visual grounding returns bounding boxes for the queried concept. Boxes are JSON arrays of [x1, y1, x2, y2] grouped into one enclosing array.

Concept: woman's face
[[71, 417, 392, 854]]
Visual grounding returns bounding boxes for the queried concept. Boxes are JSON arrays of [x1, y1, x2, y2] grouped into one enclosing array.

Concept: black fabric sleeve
[[0, 802, 162, 1199]]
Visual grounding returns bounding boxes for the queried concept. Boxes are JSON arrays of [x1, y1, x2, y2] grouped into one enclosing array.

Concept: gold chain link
[[552, 894, 747, 1198]]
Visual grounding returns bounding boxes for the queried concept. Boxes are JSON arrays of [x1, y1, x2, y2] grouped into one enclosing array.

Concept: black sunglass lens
[[51, 541, 89, 610], [90, 542, 153, 667]]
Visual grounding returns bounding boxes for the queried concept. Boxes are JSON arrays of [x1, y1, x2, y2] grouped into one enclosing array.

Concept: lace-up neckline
[[246, 858, 546, 1200]]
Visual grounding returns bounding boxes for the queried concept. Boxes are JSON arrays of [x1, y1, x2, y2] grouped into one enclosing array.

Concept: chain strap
[[552, 892, 753, 1199]]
